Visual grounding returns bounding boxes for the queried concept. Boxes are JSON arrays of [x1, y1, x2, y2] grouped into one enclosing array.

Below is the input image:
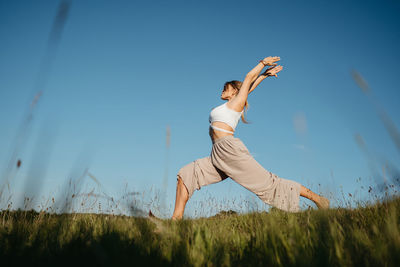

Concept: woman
[[172, 57, 329, 220]]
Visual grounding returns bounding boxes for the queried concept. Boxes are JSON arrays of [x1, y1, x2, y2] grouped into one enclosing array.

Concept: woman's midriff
[[209, 121, 234, 142]]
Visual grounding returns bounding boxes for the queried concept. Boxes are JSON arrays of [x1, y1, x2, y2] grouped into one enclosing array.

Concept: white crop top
[[209, 103, 243, 132]]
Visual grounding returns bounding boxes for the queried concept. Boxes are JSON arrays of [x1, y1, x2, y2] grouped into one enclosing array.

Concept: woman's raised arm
[[248, 65, 283, 94], [229, 57, 280, 111], [247, 57, 280, 81]]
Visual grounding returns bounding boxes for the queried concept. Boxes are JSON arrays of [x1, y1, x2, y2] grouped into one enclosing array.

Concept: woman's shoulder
[[226, 101, 244, 113]]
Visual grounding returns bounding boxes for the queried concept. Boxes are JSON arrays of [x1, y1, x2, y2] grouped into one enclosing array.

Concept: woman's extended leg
[[172, 176, 189, 220], [300, 185, 330, 209], [210, 136, 330, 212]]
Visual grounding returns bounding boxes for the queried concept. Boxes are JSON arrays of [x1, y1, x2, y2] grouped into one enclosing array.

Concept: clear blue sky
[[1, 0, 399, 217]]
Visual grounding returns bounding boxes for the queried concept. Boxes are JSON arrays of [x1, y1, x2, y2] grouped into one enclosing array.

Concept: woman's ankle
[[171, 214, 182, 220]]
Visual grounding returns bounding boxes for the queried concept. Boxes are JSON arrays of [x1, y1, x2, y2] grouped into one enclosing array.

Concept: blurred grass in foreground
[[1, 196, 399, 266]]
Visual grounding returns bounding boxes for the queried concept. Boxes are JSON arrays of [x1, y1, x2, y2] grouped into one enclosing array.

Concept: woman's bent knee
[[177, 162, 199, 199], [177, 175, 190, 200]]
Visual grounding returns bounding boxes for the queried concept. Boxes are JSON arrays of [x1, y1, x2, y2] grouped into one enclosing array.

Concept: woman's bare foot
[[316, 196, 330, 209], [300, 185, 330, 210]]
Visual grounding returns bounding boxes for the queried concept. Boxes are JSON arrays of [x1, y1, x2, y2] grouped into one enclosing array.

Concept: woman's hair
[[224, 80, 249, 124]]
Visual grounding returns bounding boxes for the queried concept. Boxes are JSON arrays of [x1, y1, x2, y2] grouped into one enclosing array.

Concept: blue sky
[[0, 0, 399, 217]]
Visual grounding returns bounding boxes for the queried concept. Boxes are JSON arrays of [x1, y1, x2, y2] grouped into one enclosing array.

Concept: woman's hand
[[248, 65, 283, 95], [261, 56, 280, 66], [262, 65, 283, 78]]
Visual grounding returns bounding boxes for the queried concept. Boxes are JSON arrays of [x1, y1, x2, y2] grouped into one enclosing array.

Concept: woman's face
[[221, 84, 237, 100]]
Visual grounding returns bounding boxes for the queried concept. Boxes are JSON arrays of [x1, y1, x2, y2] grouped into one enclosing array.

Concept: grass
[[1, 195, 399, 266]]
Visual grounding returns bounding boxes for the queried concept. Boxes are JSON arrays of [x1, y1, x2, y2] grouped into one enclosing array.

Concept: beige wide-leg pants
[[178, 136, 301, 212]]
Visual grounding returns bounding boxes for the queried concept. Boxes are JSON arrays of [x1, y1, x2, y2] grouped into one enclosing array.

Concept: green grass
[[1, 196, 400, 266]]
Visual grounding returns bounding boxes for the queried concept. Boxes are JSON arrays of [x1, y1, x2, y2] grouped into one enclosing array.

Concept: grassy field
[[1, 196, 399, 266]]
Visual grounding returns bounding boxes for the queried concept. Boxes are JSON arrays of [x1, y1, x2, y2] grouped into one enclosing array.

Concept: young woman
[[172, 57, 329, 220]]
